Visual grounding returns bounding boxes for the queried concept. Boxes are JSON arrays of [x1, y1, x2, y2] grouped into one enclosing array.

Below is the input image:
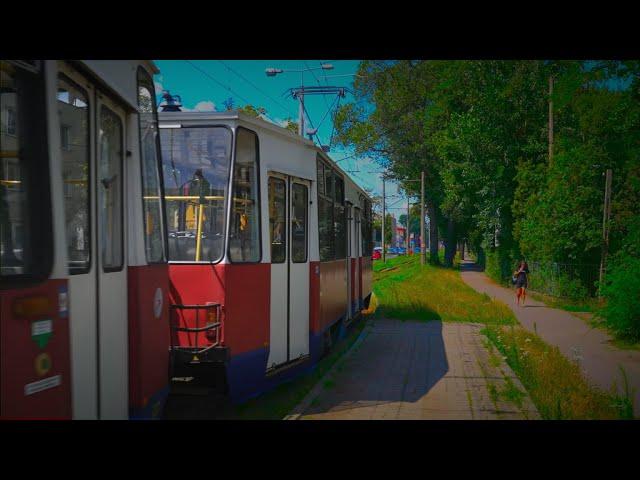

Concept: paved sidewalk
[[460, 260, 640, 416], [293, 318, 539, 420]]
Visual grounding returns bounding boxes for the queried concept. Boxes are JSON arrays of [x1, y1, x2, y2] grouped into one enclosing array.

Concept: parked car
[[397, 247, 407, 255], [372, 247, 382, 260]]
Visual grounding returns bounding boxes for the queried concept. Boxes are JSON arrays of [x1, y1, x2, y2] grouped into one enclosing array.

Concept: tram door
[[267, 174, 310, 370], [58, 63, 128, 419], [346, 204, 353, 320], [353, 207, 361, 314]]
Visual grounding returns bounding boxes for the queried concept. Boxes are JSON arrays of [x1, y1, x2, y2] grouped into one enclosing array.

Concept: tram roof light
[[265, 68, 283, 76], [321, 63, 334, 70]]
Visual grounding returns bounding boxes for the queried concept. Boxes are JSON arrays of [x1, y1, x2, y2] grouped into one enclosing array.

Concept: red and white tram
[[158, 111, 373, 402], [0, 60, 170, 419], [0, 59, 373, 419]]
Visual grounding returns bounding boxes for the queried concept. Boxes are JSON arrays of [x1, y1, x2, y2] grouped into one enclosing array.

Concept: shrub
[[528, 263, 591, 300], [599, 255, 640, 342]]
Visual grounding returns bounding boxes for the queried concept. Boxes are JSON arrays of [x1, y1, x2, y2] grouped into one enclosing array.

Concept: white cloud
[[193, 100, 216, 112], [180, 100, 217, 112], [154, 81, 164, 94], [268, 117, 295, 129]]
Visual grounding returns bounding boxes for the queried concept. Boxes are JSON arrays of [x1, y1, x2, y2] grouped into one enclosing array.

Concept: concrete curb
[[283, 320, 373, 420]]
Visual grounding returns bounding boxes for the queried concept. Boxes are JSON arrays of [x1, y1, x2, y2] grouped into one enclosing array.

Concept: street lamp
[[265, 63, 335, 136]]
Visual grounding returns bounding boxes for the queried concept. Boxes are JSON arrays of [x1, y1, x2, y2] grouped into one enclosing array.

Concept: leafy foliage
[[334, 60, 640, 341], [598, 217, 640, 341]]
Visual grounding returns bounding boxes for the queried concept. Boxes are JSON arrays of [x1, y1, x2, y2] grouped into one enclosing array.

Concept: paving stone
[[294, 319, 538, 420]]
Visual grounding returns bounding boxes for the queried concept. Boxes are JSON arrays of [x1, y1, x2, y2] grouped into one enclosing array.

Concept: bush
[[485, 247, 517, 285], [599, 255, 640, 342], [528, 266, 589, 300]]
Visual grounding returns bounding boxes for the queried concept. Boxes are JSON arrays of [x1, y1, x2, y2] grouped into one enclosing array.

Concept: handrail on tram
[[169, 302, 224, 357]]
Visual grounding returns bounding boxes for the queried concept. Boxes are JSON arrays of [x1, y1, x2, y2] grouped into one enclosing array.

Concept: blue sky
[[154, 60, 404, 215]]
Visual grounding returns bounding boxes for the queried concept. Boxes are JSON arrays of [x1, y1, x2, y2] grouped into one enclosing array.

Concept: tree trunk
[[460, 241, 465, 261], [444, 217, 457, 267], [427, 201, 439, 265]]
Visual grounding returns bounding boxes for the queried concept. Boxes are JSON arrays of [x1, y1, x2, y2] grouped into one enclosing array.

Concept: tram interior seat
[[168, 232, 223, 261]]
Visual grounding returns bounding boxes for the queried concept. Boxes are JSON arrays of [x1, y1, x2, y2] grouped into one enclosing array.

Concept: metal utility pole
[[420, 171, 425, 266], [382, 176, 386, 263], [599, 168, 613, 296], [549, 75, 554, 164], [298, 86, 305, 136], [406, 194, 410, 254], [266, 64, 354, 145]]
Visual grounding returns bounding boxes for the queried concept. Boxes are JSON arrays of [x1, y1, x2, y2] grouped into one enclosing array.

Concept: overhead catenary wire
[[184, 60, 280, 125], [305, 60, 333, 114], [300, 99, 325, 147], [218, 60, 295, 119]]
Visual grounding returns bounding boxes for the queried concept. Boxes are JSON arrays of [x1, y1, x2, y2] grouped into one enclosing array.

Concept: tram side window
[[318, 196, 334, 261], [58, 76, 90, 273], [1, 60, 51, 280], [160, 127, 232, 263], [137, 68, 166, 263], [333, 176, 346, 259], [361, 199, 372, 256], [324, 165, 333, 200], [99, 106, 124, 271], [291, 183, 307, 263], [229, 128, 260, 263], [269, 177, 286, 263], [316, 157, 325, 197]]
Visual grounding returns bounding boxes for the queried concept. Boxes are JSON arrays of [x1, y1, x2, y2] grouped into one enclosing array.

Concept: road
[[287, 318, 539, 420]]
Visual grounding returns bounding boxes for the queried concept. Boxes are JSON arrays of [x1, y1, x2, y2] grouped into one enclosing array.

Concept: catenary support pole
[[406, 194, 410, 254], [421, 171, 425, 266], [382, 176, 386, 263]]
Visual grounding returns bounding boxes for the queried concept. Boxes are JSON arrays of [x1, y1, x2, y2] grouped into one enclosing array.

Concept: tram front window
[[1, 60, 51, 280], [160, 126, 232, 262], [137, 68, 166, 263]]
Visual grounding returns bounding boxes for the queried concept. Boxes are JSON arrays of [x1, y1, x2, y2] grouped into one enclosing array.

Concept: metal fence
[[527, 261, 600, 298]]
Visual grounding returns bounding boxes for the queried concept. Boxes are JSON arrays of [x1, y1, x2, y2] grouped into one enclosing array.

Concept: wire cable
[[218, 60, 295, 118], [184, 60, 280, 125]]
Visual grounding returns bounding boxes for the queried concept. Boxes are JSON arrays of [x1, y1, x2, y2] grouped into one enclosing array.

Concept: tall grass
[[374, 256, 515, 325], [483, 325, 634, 419]]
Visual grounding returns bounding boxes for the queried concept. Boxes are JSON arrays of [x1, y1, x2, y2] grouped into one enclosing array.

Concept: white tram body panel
[[1, 59, 170, 420]]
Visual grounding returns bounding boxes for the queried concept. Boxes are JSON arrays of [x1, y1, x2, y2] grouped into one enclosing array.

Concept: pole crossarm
[[287, 86, 351, 99]]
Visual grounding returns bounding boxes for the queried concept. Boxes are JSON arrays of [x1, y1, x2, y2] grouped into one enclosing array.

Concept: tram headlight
[[205, 304, 218, 341], [13, 296, 53, 318]]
